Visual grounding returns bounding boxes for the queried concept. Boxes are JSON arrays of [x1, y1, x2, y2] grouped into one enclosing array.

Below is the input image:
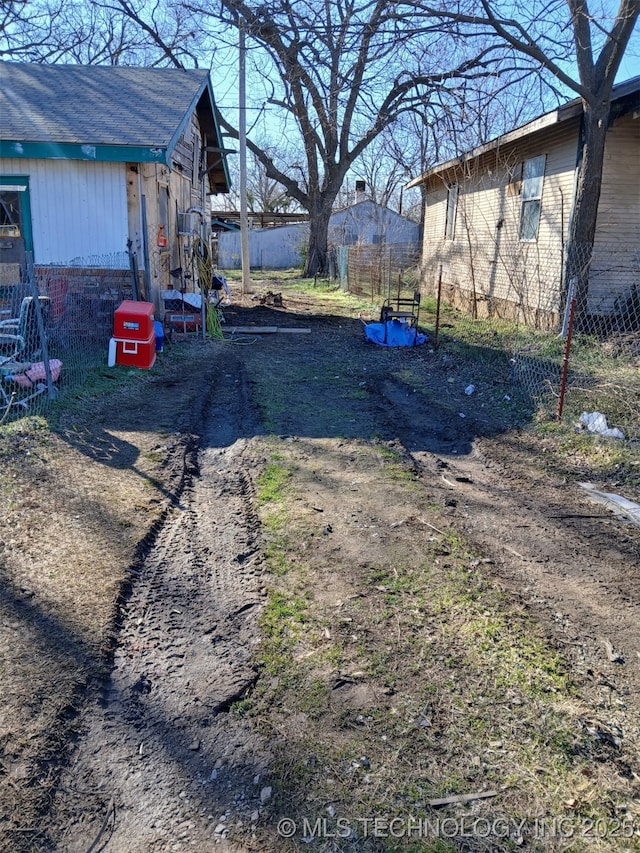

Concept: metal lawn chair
[[0, 296, 59, 420]]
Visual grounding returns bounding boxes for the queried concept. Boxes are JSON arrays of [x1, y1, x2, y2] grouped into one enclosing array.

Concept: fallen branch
[[416, 517, 448, 537]]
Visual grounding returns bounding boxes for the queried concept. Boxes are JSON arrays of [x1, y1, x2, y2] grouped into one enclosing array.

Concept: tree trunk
[[565, 97, 610, 328], [303, 204, 332, 277]]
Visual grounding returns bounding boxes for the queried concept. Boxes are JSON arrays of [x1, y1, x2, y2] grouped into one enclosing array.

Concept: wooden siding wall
[[420, 121, 580, 326], [0, 158, 128, 266], [172, 113, 210, 213], [138, 114, 210, 309], [420, 111, 640, 324], [590, 112, 640, 313]]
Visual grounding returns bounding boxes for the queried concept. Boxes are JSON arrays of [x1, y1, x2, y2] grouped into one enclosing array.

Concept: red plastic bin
[[112, 301, 156, 370], [113, 300, 155, 340], [115, 334, 156, 369]]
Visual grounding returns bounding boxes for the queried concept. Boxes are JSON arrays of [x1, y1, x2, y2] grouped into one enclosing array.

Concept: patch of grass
[[263, 538, 291, 575], [256, 457, 292, 505], [374, 442, 420, 485], [287, 277, 375, 314], [243, 431, 637, 852], [341, 387, 369, 400], [536, 419, 640, 487], [261, 590, 309, 637], [296, 678, 331, 718]]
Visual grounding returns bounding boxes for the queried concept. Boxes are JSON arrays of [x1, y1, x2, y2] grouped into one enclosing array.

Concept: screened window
[[0, 189, 22, 237], [445, 183, 458, 239], [519, 155, 546, 241]]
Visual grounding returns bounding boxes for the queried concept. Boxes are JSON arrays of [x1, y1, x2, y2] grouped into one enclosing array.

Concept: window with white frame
[[445, 183, 458, 239], [519, 155, 546, 241]]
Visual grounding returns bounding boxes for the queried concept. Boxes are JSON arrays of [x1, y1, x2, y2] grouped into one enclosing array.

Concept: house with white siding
[[406, 76, 640, 329], [217, 199, 420, 270], [328, 199, 420, 247], [0, 61, 230, 317]]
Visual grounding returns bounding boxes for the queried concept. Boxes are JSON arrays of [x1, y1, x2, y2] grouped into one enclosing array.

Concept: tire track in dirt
[[45, 354, 271, 852], [36, 322, 640, 850]]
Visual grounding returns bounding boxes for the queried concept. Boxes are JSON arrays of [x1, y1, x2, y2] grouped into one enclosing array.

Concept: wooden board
[[225, 326, 311, 334]]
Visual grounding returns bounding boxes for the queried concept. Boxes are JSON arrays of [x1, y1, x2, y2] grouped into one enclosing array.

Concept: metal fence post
[[433, 264, 443, 350], [26, 252, 56, 400], [557, 290, 577, 421]]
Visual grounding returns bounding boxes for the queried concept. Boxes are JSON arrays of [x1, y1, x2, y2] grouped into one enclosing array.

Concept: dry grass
[[240, 434, 640, 852]]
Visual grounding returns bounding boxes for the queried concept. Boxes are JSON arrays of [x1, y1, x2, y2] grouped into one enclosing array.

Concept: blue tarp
[[364, 320, 427, 348]]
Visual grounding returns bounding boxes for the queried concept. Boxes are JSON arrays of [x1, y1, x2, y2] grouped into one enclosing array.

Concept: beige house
[[406, 76, 640, 329]]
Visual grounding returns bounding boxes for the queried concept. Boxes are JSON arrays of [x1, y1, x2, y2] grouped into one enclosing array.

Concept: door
[[0, 177, 32, 281]]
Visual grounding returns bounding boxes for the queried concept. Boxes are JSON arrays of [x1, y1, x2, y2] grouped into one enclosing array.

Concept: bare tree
[[352, 73, 551, 217], [4, 0, 573, 282], [222, 150, 301, 214], [0, 0, 60, 59], [246, 159, 297, 214], [97, 0, 204, 67], [177, 0, 522, 275], [1, 0, 204, 65], [417, 0, 640, 309]]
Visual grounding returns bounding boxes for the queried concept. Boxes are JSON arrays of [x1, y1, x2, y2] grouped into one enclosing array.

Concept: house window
[[519, 155, 546, 241], [0, 176, 32, 261], [0, 189, 21, 237], [445, 183, 458, 239]]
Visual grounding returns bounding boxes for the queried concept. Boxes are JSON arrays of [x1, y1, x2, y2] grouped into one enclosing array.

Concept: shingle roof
[[0, 61, 210, 147], [405, 74, 640, 190]]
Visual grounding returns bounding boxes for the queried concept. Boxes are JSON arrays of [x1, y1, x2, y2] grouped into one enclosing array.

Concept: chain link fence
[[4, 240, 639, 442], [417, 241, 640, 441], [1, 254, 136, 425], [338, 239, 639, 440]]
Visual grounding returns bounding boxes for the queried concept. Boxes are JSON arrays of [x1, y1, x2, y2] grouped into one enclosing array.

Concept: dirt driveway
[[2, 283, 640, 852]]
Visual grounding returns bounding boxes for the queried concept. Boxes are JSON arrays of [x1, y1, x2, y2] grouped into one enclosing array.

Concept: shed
[[0, 61, 231, 317]]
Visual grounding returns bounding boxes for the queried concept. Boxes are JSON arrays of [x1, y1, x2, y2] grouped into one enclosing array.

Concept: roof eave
[[405, 75, 640, 190], [404, 109, 561, 190], [165, 73, 209, 166], [165, 74, 232, 193], [205, 77, 232, 193], [0, 140, 167, 163]]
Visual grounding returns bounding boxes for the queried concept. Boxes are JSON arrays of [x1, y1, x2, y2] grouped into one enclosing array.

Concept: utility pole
[[239, 16, 250, 297]]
